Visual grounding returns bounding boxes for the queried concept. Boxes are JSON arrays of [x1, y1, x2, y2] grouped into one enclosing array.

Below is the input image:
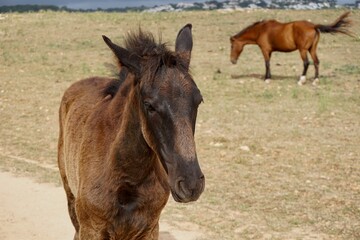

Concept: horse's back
[[261, 20, 317, 51], [292, 21, 319, 49], [267, 19, 315, 31], [259, 21, 296, 51]]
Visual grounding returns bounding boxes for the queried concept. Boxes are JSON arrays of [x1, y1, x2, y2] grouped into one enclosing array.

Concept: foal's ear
[[102, 35, 141, 74], [175, 24, 193, 68]]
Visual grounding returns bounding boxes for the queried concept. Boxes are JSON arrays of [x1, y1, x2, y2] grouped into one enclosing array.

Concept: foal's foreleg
[[65, 188, 80, 240], [76, 201, 106, 240], [58, 156, 80, 238]]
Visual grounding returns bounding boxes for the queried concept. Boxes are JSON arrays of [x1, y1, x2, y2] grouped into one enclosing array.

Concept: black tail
[[315, 11, 354, 37]]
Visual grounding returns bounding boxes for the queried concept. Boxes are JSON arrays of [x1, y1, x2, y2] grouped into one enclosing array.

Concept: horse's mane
[[234, 20, 264, 38]]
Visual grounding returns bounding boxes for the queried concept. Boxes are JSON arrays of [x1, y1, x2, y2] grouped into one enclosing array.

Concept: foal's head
[[103, 24, 204, 203]]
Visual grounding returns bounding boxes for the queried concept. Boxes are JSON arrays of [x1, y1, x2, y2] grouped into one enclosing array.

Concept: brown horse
[[58, 24, 205, 240], [230, 11, 353, 85]]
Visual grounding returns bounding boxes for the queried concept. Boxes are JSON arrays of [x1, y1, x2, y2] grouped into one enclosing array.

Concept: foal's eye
[[144, 101, 156, 113]]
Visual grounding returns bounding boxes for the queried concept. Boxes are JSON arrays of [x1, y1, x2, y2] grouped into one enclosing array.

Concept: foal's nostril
[[177, 179, 190, 197], [175, 175, 205, 200], [199, 174, 205, 191]]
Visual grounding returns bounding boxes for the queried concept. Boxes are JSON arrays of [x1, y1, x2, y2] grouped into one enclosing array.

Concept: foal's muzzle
[[172, 173, 205, 203]]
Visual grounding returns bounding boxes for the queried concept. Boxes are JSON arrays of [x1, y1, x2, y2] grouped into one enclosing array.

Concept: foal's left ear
[[175, 24, 193, 69]]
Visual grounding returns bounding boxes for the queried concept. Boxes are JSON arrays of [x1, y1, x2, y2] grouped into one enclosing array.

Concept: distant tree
[[0, 5, 62, 13]]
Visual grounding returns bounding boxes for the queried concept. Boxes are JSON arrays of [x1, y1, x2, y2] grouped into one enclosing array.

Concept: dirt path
[[0, 171, 201, 240]]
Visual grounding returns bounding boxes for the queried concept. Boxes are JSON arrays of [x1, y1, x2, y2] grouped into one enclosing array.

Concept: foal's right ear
[[102, 35, 141, 74], [175, 24, 193, 69]]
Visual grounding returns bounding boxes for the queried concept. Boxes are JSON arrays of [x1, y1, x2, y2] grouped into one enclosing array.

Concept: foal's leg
[[298, 49, 309, 85], [76, 201, 106, 240], [261, 49, 272, 83], [63, 180, 80, 240], [58, 151, 80, 239]]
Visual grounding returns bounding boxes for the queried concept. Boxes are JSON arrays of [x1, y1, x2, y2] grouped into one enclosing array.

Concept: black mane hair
[[103, 28, 190, 97], [102, 67, 129, 97], [124, 29, 187, 72]]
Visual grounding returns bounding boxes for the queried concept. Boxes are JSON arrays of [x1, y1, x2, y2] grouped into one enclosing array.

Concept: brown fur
[[230, 11, 353, 82], [58, 24, 204, 240]]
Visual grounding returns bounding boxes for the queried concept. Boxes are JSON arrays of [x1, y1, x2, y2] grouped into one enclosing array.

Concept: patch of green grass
[[336, 64, 360, 75], [317, 92, 330, 114], [81, 62, 91, 74], [292, 88, 299, 99], [261, 89, 275, 100]]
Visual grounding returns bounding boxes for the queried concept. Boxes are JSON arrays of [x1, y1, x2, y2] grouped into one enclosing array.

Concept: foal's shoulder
[[62, 77, 114, 103], [67, 77, 113, 92]]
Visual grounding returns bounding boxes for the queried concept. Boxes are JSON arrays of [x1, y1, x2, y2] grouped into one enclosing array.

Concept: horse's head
[[230, 36, 244, 64], [103, 24, 204, 203]]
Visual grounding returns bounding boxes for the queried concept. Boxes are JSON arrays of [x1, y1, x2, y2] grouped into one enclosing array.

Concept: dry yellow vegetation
[[0, 9, 359, 239]]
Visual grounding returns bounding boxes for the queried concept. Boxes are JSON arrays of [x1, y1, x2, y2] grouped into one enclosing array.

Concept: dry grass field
[[1, 9, 360, 240]]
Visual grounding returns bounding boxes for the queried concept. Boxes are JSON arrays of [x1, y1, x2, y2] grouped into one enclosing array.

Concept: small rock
[[240, 146, 250, 151]]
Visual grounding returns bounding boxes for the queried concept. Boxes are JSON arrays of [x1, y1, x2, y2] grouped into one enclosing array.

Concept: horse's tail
[[315, 11, 354, 37]]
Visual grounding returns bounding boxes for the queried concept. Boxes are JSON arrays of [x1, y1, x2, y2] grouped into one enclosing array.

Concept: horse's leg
[[298, 49, 309, 85], [261, 49, 272, 83], [309, 38, 320, 85]]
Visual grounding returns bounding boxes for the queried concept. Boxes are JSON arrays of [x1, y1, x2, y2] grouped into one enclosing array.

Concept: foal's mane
[[103, 29, 188, 97], [125, 29, 184, 69], [234, 20, 264, 38], [125, 29, 168, 58], [125, 29, 190, 81]]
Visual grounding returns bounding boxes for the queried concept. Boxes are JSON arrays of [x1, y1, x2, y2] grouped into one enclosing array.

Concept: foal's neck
[[108, 78, 156, 183]]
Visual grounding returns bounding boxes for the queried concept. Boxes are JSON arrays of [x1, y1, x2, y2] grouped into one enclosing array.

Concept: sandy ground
[[0, 171, 201, 240]]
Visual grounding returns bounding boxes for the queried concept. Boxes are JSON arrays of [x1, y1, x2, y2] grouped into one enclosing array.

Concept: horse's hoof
[[297, 81, 304, 86], [265, 79, 271, 84], [312, 78, 319, 85], [298, 76, 306, 85]]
